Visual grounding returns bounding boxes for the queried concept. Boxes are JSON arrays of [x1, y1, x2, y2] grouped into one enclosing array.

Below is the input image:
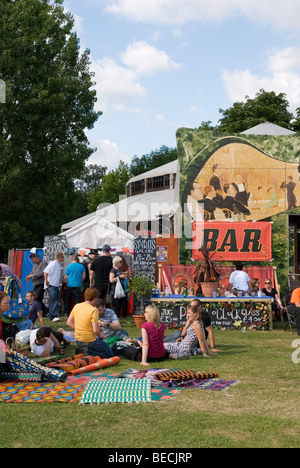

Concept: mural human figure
[[280, 176, 297, 211], [186, 181, 204, 221], [222, 183, 251, 218], [209, 164, 224, 206], [265, 186, 278, 210], [202, 185, 217, 220], [210, 164, 222, 192], [235, 174, 249, 206]]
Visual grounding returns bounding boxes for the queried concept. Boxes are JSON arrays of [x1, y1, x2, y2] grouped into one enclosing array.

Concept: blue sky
[[64, 0, 300, 170]]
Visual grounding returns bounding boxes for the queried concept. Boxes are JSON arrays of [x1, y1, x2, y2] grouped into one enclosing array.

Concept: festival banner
[[192, 221, 272, 261]]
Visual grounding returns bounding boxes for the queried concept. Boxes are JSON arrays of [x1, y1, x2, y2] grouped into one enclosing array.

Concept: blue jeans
[[163, 330, 182, 343], [77, 338, 115, 359], [48, 286, 61, 320]]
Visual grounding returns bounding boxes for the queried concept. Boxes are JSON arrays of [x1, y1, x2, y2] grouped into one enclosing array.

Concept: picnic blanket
[[155, 370, 218, 382], [0, 372, 46, 382], [69, 357, 120, 375], [79, 378, 152, 405], [45, 354, 85, 368], [46, 355, 100, 373], [0, 381, 86, 403], [180, 378, 239, 391], [5, 350, 68, 382]]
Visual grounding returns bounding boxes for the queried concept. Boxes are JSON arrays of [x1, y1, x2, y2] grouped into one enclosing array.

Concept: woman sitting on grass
[[164, 306, 210, 359], [139, 304, 169, 366], [118, 304, 169, 366]]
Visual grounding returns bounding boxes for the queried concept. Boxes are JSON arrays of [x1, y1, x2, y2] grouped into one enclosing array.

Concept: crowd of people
[[228, 263, 283, 320], [1, 250, 300, 368]]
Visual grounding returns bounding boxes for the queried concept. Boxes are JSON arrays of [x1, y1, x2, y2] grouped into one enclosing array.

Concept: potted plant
[[128, 275, 155, 328], [194, 245, 221, 297]]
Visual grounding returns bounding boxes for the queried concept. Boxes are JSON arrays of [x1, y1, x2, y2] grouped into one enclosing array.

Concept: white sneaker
[[51, 317, 60, 322]]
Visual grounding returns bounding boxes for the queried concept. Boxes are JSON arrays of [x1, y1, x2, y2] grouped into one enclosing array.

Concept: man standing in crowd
[[82, 249, 98, 293], [64, 254, 86, 316], [89, 245, 113, 300], [26, 253, 48, 315], [43, 252, 64, 322]]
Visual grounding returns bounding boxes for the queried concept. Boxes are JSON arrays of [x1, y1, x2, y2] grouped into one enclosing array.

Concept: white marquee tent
[[59, 213, 134, 252]]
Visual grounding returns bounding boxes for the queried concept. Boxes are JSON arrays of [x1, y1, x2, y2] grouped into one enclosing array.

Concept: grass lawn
[[0, 316, 299, 448]]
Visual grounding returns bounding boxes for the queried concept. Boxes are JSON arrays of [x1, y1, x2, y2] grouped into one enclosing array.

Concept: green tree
[[292, 107, 300, 132], [130, 145, 178, 177], [88, 161, 131, 212], [75, 164, 107, 195], [0, 0, 100, 252], [218, 89, 294, 133]]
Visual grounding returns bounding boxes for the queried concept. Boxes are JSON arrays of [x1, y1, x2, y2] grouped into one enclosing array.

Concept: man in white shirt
[[43, 252, 64, 322], [228, 263, 250, 296]]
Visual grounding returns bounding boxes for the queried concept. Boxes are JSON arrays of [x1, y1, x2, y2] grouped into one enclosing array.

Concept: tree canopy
[[218, 89, 296, 133], [0, 0, 100, 252]]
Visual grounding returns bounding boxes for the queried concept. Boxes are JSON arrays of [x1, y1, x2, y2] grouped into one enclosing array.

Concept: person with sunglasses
[[261, 278, 283, 320]]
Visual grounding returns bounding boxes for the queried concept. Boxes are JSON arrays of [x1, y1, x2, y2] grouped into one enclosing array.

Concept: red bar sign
[[192, 222, 272, 261]]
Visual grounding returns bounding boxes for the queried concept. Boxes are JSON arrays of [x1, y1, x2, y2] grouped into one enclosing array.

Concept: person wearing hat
[[89, 245, 112, 301], [26, 253, 48, 315], [81, 249, 98, 294]]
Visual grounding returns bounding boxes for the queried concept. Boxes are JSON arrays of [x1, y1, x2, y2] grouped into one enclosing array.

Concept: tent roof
[[96, 188, 179, 223], [60, 215, 134, 250], [241, 121, 296, 136], [61, 187, 178, 231], [127, 159, 178, 184]]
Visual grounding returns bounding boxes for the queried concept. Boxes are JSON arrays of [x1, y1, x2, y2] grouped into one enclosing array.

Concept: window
[[146, 175, 170, 192]]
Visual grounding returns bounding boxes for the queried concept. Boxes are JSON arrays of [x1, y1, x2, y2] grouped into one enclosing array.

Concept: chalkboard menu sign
[[207, 305, 266, 329], [159, 304, 187, 329], [43, 235, 67, 262], [133, 237, 156, 315], [156, 302, 268, 330], [133, 237, 156, 283]]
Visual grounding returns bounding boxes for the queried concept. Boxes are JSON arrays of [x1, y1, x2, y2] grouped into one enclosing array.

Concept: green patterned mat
[[79, 378, 152, 404]]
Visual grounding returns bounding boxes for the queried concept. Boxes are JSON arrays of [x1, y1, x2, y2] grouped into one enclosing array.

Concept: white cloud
[[120, 41, 181, 76], [91, 56, 146, 113], [222, 47, 300, 113], [90, 41, 180, 114], [88, 138, 131, 170], [104, 0, 300, 30]]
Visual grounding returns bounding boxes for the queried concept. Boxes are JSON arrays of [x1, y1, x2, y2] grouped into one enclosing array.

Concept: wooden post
[[273, 266, 280, 294]]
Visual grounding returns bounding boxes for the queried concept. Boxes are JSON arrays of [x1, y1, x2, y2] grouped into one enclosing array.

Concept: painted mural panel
[[178, 132, 300, 222]]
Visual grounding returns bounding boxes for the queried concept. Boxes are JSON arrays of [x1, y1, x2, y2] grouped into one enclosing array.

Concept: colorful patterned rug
[[0, 381, 86, 403], [79, 378, 152, 405], [180, 378, 239, 391], [0, 367, 238, 403]]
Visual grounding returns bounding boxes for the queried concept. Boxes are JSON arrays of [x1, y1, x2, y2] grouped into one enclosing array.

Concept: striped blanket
[[155, 370, 218, 382], [80, 378, 152, 405]]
